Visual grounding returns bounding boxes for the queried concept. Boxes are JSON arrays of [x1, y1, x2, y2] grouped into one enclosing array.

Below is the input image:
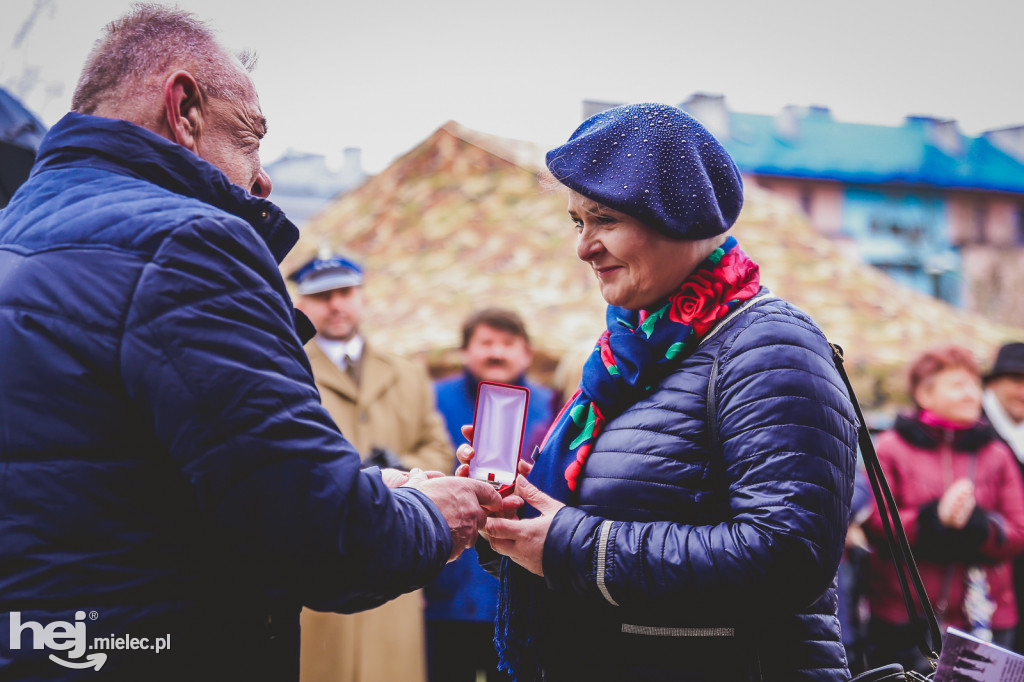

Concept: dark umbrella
[[0, 140, 36, 207], [0, 86, 47, 208], [0, 87, 47, 148]]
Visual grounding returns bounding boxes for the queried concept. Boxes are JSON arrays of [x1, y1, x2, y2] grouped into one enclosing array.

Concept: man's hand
[[482, 476, 564, 577], [403, 470, 502, 562], [454, 424, 531, 520], [381, 467, 444, 488]]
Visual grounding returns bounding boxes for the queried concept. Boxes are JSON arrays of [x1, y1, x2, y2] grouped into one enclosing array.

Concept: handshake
[[385, 425, 564, 576]]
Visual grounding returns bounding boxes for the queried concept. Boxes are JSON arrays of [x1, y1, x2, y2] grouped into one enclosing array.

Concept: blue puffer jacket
[[532, 295, 858, 681], [0, 113, 452, 680]]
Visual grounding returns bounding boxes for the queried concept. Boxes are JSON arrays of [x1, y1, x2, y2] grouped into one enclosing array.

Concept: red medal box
[[469, 381, 529, 495]]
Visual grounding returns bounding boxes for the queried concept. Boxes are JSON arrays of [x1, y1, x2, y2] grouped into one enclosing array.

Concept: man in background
[[0, 7, 497, 679], [292, 255, 453, 682], [426, 308, 556, 681], [982, 342, 1024, 651]]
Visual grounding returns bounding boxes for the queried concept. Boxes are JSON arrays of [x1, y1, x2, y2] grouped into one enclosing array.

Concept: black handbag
[[831, 343, 943, 681], [850, 663, 914, 681]]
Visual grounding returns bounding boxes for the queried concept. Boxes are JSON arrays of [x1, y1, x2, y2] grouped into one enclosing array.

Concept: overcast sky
[[2, 0, 1020, 174]]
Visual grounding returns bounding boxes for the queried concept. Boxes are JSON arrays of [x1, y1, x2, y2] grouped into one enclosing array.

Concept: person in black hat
[[982, 342, 1024, 651], [290, 254, 454, 682], [983, 343, 1024, 463]]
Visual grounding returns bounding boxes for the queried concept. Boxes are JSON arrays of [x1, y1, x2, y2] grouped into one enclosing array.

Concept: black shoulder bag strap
[[702, 295, 942, 672], [830, 342, 942, 669]]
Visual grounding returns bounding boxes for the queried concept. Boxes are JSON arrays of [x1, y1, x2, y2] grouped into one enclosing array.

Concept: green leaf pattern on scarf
[[665, 341, 687, 360], [638, 302, 670, 339], [569, 404, 598, 450]]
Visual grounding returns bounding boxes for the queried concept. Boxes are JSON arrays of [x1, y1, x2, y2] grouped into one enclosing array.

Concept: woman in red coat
[[865, 344, 1024, 672]]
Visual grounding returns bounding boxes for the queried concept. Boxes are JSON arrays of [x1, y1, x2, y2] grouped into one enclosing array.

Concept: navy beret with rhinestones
[[545, 103, 743, 240]]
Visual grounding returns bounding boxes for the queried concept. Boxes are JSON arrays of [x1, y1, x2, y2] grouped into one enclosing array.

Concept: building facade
[[263, 147, 367, 228]]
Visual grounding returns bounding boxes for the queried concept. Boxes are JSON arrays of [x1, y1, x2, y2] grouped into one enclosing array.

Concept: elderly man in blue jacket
[[0, 6, 500, 680]]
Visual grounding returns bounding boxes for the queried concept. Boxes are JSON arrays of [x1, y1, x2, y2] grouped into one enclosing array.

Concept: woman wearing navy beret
[[458, 103, 859, 681]]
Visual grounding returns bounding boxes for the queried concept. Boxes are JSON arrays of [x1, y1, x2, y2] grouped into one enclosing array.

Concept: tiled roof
[[285, 121, 1024, 408]]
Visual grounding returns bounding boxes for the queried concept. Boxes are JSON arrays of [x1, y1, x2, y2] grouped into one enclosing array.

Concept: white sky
[[2, 0, 1021, 174]]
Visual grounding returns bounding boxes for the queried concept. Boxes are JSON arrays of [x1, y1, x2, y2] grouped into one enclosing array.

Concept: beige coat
[[299, 339, 453, 682]]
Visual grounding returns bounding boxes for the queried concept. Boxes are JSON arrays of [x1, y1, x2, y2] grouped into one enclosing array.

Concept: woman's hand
[[845, 522, 869, 552], [482, 476, 565, 577], [453, 423, 475, 477], [938, 478, 976, 529]]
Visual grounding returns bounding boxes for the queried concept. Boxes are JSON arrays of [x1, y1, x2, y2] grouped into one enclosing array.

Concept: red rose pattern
[[667, 251, 760, 336]]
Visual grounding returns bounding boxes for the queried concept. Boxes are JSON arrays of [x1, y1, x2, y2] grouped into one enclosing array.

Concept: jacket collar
[[33, 112, 297, 264], [894, 413, 996, 452], [307, 340, 398, 406], [307, 341, 358, 402]]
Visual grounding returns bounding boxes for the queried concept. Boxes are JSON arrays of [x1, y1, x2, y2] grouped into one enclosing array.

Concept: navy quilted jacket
[[0, 114, 452, 680], [534, 294, 858, 681]]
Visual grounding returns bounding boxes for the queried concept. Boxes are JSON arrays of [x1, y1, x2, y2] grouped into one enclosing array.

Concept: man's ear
[[163, 70, 204, 151]]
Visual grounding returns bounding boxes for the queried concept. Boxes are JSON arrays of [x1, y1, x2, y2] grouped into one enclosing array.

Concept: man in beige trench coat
[[292, 255, 453, 682]]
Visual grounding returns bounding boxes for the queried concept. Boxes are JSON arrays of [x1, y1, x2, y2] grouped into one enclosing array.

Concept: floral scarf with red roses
[[529, 235, 760, 502], [495, 236, 760, 680]]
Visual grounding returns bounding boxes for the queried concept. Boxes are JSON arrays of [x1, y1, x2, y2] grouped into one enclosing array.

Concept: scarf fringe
[[496, 556, 545, 681]]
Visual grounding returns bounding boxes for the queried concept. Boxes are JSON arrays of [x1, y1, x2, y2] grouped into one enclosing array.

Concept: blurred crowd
[[840, 341, 1024, 675]]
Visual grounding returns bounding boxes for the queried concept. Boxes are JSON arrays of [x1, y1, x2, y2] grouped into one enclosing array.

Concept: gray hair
[[71, 3, 255, 115]]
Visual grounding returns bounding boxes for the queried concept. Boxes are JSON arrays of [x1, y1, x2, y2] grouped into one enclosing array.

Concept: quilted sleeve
[[120, 215, 452, 612], [543, 312, 858, 617]]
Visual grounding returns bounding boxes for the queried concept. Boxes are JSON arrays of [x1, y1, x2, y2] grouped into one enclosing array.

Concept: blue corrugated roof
[[719, 110, 1024, 194]]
